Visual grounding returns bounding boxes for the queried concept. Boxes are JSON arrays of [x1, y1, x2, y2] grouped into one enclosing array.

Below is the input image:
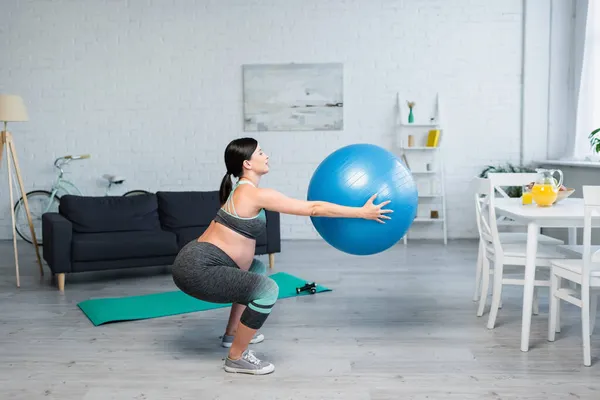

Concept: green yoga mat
[[78, 272, 331, 326]]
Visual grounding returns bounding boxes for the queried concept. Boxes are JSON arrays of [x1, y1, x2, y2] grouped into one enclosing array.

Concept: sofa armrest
[[42, 213, 73, 274], [264, 210, 281, 254]]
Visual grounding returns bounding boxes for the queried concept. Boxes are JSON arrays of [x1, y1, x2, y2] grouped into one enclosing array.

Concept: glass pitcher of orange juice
[[531, 168, 563, 207]]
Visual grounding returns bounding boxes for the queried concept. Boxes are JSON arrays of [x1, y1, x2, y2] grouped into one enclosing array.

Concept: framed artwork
[[242, 62, 343, 131]]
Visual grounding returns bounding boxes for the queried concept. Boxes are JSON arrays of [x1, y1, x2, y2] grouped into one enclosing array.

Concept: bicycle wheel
[[14, 190, 60, 245], [123, 190, 151, 196]]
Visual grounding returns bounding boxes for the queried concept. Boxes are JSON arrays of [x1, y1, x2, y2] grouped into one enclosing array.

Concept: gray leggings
[[171, 240, 279, 330]]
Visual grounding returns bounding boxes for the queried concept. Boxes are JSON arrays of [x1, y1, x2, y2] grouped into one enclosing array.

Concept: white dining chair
[[548, 185, 600, 367], [474, 176, 568, 328], [473, 174, 564, 303], [555, 243, 600, 260]]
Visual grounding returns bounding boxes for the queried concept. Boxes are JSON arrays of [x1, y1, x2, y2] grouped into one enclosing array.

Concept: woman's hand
[[360, 194, 393, 223]]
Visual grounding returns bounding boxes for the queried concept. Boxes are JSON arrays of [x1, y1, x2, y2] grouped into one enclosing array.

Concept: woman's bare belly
[[196, 220, 256, 271]]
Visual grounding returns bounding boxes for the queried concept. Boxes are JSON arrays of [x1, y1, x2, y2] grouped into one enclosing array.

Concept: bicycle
[[13, 154, 150, 245]]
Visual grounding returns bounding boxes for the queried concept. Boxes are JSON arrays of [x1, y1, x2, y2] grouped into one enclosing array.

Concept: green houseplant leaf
[[590, 128, 600, 153]]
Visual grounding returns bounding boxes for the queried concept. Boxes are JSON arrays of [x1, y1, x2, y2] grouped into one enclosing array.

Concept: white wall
[[0, 0, 564, 241]]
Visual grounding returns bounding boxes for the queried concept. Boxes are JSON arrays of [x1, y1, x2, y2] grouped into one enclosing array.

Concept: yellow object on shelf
[[532, 183, 558, 207], [426, 129, 440, 147], [521, 192, 533, 205]]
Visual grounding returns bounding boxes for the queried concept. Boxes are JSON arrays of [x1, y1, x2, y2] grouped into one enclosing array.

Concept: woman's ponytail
[[219, 172, 233, 205]]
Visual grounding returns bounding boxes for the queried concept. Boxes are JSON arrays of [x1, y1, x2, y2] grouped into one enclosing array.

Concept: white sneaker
[[224, 349, 274, 375], [221, 332, 264, 348]]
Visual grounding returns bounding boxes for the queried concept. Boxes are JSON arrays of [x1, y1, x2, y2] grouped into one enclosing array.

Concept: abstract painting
[[242, 63, 343, 131]]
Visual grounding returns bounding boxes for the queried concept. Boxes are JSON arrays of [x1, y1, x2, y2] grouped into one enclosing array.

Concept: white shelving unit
[[395, 92, 448, 245]]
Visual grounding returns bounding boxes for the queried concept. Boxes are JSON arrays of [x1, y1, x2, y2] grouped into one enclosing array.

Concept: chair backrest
[[487, 172, 538, 199], [473, 177, 502, 260], [582, 186, 600, 281], [473, 177, 488, 238], [486, 173, 538, 227]]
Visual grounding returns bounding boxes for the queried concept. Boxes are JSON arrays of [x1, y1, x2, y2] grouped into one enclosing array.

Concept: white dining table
[[494, 197, 600, 352]]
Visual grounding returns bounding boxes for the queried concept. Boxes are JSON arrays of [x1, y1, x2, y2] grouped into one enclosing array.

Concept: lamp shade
[[0, 95, 29, 122]]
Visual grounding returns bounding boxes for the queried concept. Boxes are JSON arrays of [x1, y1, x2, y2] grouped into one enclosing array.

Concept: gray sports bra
[[214, 180, 266, 240]]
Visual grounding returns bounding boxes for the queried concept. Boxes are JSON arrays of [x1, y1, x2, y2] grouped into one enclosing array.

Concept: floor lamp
[[0, 94, 43, 287]]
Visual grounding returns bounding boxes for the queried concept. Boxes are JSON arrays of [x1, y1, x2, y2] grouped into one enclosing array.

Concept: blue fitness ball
[[307, 143, 418, 256]]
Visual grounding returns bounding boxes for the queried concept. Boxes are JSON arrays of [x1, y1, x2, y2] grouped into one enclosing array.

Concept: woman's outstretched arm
[[252, 188, 392, 223]]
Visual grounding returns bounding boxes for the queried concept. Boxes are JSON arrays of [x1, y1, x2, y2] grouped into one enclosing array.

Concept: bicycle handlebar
[[54, 154, 91, 172], [64, 154, 91, 160]]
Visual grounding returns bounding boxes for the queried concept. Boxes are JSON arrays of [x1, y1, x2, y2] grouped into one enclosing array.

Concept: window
[[571, 0, 600, 161]]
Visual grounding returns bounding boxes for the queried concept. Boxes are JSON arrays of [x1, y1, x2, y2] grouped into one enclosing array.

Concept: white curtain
[[570, 0, 600, 160]]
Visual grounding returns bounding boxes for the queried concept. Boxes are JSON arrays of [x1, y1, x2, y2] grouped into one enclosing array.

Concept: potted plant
[[478, 163, 537, 198], [589, 128, 600, 154]]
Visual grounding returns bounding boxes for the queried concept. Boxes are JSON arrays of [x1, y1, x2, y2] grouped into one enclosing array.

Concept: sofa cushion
[[156, 191, 220, 230], [172, 226, 209, 249], [72, 230, 179, 262], [60, 194, 161, 233]]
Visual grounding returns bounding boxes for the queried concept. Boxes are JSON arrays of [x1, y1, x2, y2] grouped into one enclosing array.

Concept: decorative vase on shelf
[[407, 101, 415, 124]]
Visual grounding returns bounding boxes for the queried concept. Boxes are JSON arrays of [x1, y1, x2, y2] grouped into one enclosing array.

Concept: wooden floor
[[1, 239, 600, 399]]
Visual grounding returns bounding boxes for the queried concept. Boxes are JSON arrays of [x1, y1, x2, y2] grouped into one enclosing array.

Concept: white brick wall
[[0, 0, 550, 241]]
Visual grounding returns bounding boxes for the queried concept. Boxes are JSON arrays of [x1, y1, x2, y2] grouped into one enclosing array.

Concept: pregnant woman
[[171, 137, 392, 375]]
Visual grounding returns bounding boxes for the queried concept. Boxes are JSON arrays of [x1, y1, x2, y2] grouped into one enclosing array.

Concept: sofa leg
[[268, 253, 275, 269], [57, 273, 65, 292]]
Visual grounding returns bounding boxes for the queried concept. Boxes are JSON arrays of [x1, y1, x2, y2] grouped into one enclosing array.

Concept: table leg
[[568, 227, 577, 245], [521, 222, 539, 352], [567, 228, 578, 294]]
